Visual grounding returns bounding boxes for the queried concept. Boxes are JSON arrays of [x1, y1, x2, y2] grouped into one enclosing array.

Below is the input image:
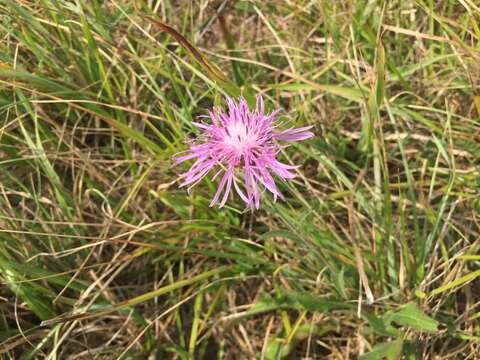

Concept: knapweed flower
[[173, 95, 313, 209]]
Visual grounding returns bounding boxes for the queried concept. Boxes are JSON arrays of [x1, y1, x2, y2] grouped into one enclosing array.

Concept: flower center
[[223, 122, 256, 154]]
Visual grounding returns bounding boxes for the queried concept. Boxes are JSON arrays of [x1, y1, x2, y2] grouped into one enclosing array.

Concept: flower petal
[[268, 160, 299, 179], [209, 170, 230, 207], [172, 152, 197, 165], [233, 177, 250, 204], [219, 170, 234, 208], [253, 166, 283, 202], [180, 160, 215, 187], [273, 126, 314, 142]]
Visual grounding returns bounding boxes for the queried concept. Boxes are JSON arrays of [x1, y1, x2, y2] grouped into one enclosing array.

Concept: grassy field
[[0, 0, 479, 359]]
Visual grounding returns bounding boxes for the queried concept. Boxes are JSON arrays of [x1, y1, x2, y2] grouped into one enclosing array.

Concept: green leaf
[[273, 83, 364, 102], [359, 339, 403, 360], [376, 40, 386, 106], [430, 269, 480, 296], [263, 324, 335, 360], [258, 230, 304, 243], [264, 338, 288, 360], [389, 303, 438, 333], [281, 291, 354, 313], [244, 294, 284, 317], [364, 313, 401, 337]]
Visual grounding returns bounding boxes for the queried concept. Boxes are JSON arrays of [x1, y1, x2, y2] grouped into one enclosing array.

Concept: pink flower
[[173, 95, 314, 209]]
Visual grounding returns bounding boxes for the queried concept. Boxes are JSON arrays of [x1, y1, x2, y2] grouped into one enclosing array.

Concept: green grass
[[0, 0, 479, 358]]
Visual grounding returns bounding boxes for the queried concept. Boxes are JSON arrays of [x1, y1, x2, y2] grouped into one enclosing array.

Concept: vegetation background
[[0, 0, 479, 358]]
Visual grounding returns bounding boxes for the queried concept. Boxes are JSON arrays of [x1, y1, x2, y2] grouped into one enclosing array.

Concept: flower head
[[173, 95, 314, 209]]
